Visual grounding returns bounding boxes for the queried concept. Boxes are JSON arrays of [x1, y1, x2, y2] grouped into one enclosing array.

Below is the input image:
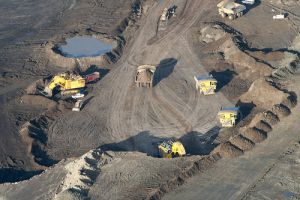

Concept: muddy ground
[[0, 0, 300, 199]]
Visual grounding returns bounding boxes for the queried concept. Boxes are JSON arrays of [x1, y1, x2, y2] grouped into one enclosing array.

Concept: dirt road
[[45, 0, 232, 160]]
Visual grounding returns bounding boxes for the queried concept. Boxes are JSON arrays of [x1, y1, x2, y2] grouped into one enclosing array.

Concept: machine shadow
[[210, 69, 237, 92], [236, 0, 261, 15], [100, 127, 220, 158], [153, 58, 177, 87]]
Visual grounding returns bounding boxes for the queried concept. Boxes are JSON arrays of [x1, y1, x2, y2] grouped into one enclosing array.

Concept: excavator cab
[[158, 140, 186, 158], [218, 107, 239, 127], [194, 75, 217, 95]]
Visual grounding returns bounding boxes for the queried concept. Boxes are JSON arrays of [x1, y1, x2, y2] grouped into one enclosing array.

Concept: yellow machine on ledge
[[218, 107, 239, 127], [158, 140, 186, 158], [194, 75, 217, 95], [217, 0, 246, 20], [43, 72, 85, 97]]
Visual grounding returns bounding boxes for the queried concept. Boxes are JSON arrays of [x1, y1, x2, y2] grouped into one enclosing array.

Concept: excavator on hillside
[[42, 72, 86, 98], [158, 140, 186, 158]]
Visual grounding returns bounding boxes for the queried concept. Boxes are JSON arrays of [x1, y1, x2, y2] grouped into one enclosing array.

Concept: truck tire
[[229, 15, 234, 20], [221, 12, 227, 18]]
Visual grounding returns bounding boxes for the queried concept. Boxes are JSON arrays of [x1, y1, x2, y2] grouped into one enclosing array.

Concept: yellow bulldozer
[[218, 107, 239, 127], [217, 0, 246, 20], [43, 72, 86, 97], [158, 140, 186, 158], [194, 75, 217, 95]]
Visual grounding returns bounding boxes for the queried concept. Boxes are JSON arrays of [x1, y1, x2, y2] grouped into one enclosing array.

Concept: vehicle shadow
[[100, 127, 220, 158], [180, 127, 220, 155], [152, 58, 177, 87], [210, 69, 237, 92], [236, 100, 256, 121], [236, 0, 261, 15]]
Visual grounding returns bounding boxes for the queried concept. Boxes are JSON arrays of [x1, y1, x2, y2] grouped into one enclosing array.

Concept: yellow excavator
[[42, 72, 85, 97], [158, 140, 186, 158]]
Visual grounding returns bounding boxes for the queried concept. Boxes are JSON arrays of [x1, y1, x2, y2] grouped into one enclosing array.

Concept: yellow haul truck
[[158, 140, 186, 158], [194, 75, 217, 95], [218, 107, 239, 127], [43, 73, 85, 97], [135, 65, 156, 88], [217, 0, 246, 20]]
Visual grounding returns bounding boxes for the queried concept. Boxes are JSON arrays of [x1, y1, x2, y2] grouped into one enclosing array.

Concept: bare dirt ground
[[0, 0, 300, 199]]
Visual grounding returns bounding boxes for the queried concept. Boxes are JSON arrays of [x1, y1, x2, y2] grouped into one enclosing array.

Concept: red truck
[[85, 72, 100, 83]]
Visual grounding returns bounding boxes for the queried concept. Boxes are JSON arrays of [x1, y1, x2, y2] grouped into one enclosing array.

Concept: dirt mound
[[218, 38, 272, 80], [229, 135, 255, 151], [262, 111, 280, 125], [241, 128, 267, 143], [255, 120, 273, 133], [199, 24, 227, 44], [272, 104, 291, 118], [26, 79, 47, 95], [271, 52, 300, 80], [55, 188, 85, 200], [240, 78, 289, 110], [54, 148, 109, 200], [211, 142, 243, 158]]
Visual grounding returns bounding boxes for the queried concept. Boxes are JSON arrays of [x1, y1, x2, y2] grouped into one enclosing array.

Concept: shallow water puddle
[[58, 36, 113, 58]]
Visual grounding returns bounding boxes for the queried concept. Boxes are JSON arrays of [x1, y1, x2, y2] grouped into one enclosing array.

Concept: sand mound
[[241, 128, 267, 143], [54, 148, 112, 200], [212, 142, 243, 158], [240, 78, 288, 110], [272, 104, 291, 118], [199, 24, 227, 43], [229, 135, 255, 151]]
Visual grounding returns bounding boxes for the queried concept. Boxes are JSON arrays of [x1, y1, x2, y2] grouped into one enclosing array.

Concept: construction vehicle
[[135, 65, 156, 88], [218, 107, 239, 127], [217, 0, 246, 20], [194, 75, 217, 95], [43, 72, 86, 97], [158, 140, 186, 158], [160, 5, 177, 21]]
